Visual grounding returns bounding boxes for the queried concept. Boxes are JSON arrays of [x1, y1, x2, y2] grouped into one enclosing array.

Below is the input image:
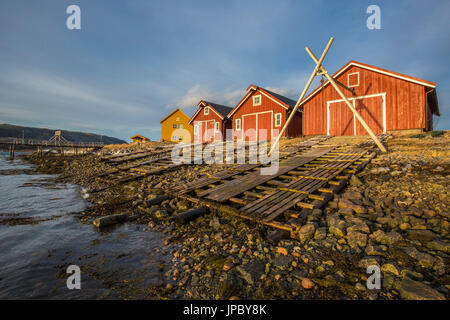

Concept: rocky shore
[[23, 133, 449, 300]]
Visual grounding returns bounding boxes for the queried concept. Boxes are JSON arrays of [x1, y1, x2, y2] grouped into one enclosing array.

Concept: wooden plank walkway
[[238, 149, 368, 223], [199, 147, 334, 202], [176, 143, 377, 234], [171, 136, 332, 195]]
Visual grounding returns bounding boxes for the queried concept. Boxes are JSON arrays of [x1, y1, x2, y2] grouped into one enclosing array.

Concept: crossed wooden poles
[[269, 37, 387, 155]]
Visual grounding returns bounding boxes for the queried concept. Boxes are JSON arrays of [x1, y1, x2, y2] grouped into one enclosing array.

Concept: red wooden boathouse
[[189, 100, 233, 143], [300, 61, 439, 136], [228, 85, 302, 141]]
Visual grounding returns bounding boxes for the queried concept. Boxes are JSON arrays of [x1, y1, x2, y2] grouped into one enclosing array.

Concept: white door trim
[[242, 110, 273, 142], [326, 92, 386, 136], [194, 120, 215, 142]]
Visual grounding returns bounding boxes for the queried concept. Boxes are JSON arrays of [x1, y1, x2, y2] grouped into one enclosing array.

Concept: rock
[[329, 225, 345, 238], [408, 207, 423, 217], [236, 266, 253, 285], [416, 252, 436, 269], [154, 209, 168, 219], [381, 263, 400, 276], [338, 207, 354, 216], [347, 231, 368, 249], [396, 278, 445, 300], [383, 276, 395, 290], [301, 278, 315, 289], [365, 243, 386, 256], [349, 175, 363, 187], [276, 247, 288, 255], [358, 257, 380, 269], [273, 255, 294, 269], [401, 269, 423, 281], [399, 223, 411, 230], [370, 230, 402, 245], [355, 283, 366, 291], [328, 215, 346, 238], [223, 262, 235, 271], [298, 224, 315, 243], [209, 217, 221, 229], [371, 167, 390, 174], [423, 209, 436, 218], [314, 227, 327, 240], [406, 230, 436, 243], [347, 221, 370, 234], [401, 247, 436, 269], [338, 198, 367, 214], [426, 240, 450, 253]]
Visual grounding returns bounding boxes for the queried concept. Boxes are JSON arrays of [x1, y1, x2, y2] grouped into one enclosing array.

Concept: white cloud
[[174, 84, 245, 109], [264, 87, 299, 100], [7, 71, 151, 114]]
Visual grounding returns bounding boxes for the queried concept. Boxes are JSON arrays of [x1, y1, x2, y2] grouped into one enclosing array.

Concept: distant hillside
[[0, 124, 126, 145]]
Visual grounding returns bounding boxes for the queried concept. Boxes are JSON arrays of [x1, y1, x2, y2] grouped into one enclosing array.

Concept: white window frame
[[274, 113, 282, 127], [194, 124, 199, 135], [235, 118, 241, 130], [253, 95, 262, 106], [172, 135, 176, 141], [348, 72, 360, 88], [179, 124, 183, 129], [204, 107, 209, 115], [214, 121, 220, 133]]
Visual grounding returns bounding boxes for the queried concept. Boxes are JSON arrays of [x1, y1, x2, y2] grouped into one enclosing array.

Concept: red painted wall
[[231, 89, 301, 141], [191, 106, 226, 142], [302, 65, 429, 135]]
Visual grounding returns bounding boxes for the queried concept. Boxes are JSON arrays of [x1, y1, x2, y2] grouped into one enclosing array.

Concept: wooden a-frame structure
[[269, 37, 386, 155]]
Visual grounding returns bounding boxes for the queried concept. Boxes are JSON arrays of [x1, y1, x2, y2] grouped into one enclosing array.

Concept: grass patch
[[410, 131, 445, 139], [430, 131, 444, 137]]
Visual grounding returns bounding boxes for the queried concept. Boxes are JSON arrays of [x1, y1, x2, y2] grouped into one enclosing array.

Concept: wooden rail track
[[89, 136, 331, 193], [171, 141, 378, 238]]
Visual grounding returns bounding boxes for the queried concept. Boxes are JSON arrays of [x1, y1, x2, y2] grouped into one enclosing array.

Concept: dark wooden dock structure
[[0, 132, 104, 159]]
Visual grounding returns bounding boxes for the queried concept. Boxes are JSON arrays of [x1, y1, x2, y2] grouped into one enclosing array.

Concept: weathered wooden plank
[[201, 147, 334, 202]]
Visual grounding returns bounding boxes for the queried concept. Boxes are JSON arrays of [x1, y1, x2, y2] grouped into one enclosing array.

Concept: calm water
[[0, 152, 168, 299]]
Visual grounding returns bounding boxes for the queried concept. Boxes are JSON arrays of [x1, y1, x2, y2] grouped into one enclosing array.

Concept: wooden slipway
[[199, 147, 334, 202], [173, 138, 377, 238]]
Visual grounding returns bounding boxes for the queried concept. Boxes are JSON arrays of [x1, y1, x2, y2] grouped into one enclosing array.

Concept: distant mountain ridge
[[0, 123, 126, 145]]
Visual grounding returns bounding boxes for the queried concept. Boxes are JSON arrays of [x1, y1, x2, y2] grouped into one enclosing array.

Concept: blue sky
[[0, 0, 449, 141]]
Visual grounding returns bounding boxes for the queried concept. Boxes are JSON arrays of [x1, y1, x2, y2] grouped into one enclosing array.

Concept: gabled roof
[[300, 60, 438, 107], [203, 101, 233, 118], [160, 108, 190, 124], [130, 135, 149, 140], [188, 100, 233, 124], [228, 84, 298, 118]]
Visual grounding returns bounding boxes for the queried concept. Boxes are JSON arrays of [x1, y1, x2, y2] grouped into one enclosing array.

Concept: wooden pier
[[0, 133, 104, 159]]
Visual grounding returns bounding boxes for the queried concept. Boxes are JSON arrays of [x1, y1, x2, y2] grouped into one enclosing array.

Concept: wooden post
[[269, 37, 335, 156], [145, 195, 170, 206], [175, 207, 208, 224], [305, 47, 387, 153], [9, 145, 14, 160]]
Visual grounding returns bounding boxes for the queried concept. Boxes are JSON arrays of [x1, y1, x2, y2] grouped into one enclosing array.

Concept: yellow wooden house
[[160, 108, 193, 143]]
